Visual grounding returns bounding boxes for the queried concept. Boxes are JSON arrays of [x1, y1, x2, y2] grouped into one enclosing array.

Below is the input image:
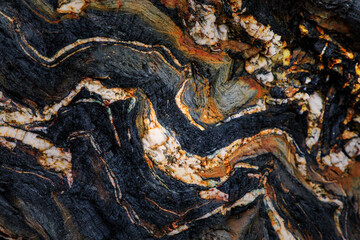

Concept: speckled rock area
[[0, 0, 360, 239]]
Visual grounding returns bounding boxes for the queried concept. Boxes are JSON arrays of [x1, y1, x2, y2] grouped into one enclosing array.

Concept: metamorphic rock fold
[[0, 0, 360, 239]]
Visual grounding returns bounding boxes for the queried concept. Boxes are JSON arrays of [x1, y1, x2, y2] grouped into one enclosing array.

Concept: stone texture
[[0, 0, 360, 239]]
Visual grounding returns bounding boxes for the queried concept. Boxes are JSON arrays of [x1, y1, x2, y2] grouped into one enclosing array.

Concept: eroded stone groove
[[0, 0, 360, 239]]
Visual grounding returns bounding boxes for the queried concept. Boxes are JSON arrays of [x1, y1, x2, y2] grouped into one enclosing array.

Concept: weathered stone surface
[[0, 0, 360, 239]]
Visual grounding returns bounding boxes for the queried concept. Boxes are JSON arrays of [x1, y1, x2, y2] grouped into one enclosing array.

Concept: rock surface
[[0, 0, 360, 239]]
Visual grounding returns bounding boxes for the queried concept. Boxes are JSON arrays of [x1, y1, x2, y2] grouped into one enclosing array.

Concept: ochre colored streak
[[198, 130, 311, 193], [339, 162, 360, 206], [0, 165, 55, 186], [118, 0, 228, 64], [145, 196, 181, 216], [244, 77, 269, 102], [198, 133, 295, 179], [175, 79, 205, 130], [158, 0, 187, 9]]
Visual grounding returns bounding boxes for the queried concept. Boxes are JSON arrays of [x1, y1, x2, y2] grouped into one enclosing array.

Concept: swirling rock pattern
[[0, 0, 360, 239]]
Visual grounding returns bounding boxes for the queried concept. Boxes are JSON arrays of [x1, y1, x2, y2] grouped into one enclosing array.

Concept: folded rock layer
[[0, 0, 360, 239]]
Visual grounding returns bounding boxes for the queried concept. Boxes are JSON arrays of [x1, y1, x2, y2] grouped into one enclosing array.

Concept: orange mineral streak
[[0, 224, 18, 239], [338, 162, 360, 214], [0, 165, 55, 186], [144, 154, 155, 170], [198, 163, 228, 179], [181, 75, 268, 126], [139, 94, 309, 189], [219, 40, 260, 58], [146, 199, 213, 237], [119, 0, 227, 64], [178, 34, 227, 63], [54, 0, 253, 71], [356, 63, 360, 77], [87, 0, 122, 11], [175, 79, 206, 130], [198, 130, 300, 181], [299, 24, 309, 36], [339, 162, 360, 190], [199, 96, 225, 125], [158, 0, 187, 9], [309, 14, 351, 35], [315, 26, 354, 60], [328, 58, 343, 74], [53, 0, 227, 65], [145, 196, 182, 216], [245, 76, 268, 100]]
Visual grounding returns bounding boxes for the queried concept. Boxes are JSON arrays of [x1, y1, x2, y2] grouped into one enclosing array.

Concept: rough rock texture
[[0, 0, 360, 239]]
